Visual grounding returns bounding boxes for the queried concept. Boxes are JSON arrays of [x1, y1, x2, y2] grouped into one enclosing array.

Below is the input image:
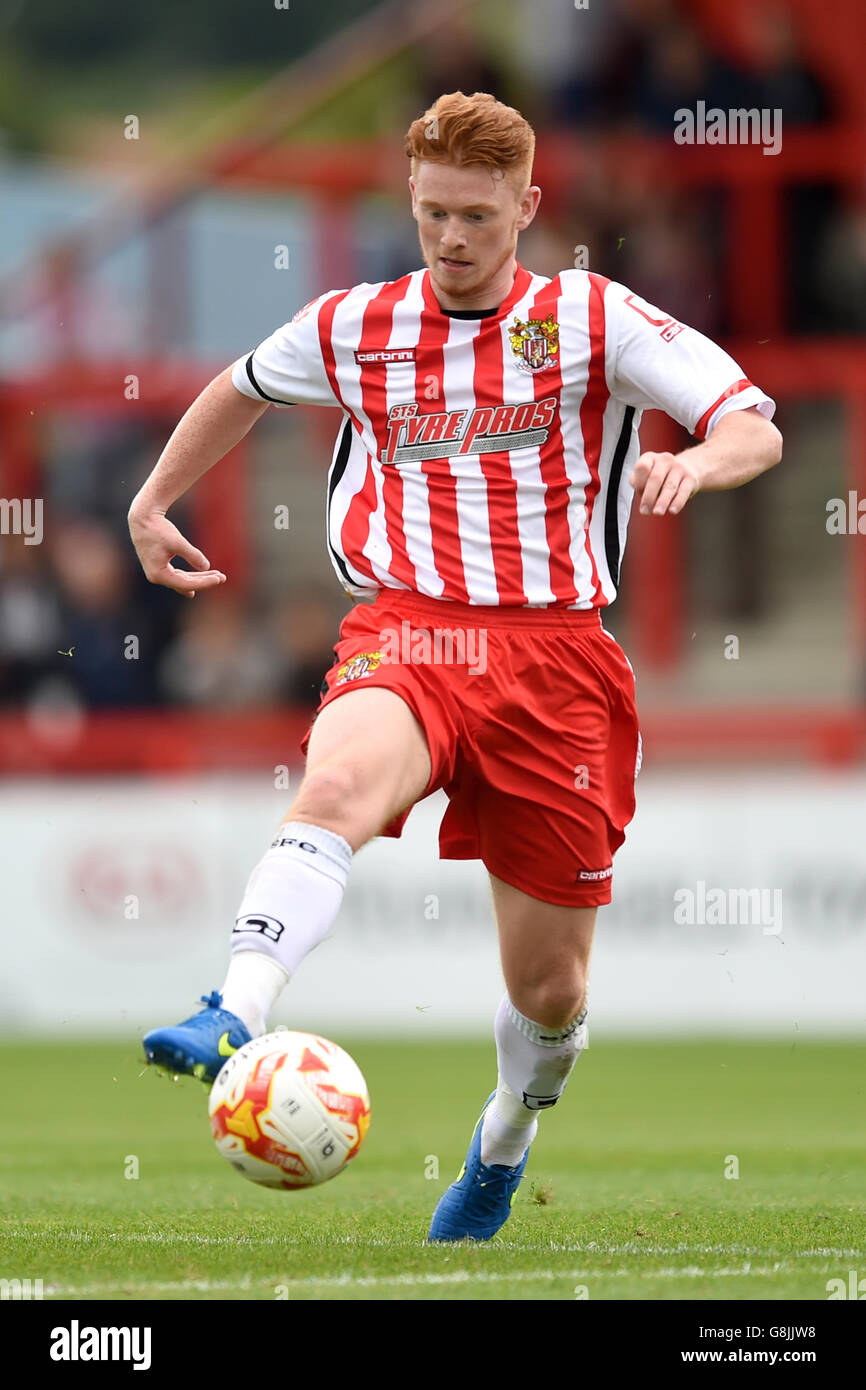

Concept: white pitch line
[[502, 1239, 866, 1261], [28, 1230, 866, 1262], [44, 1261, 827, 1298]]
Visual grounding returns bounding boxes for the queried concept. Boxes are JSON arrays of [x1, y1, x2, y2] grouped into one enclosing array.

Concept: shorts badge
[[334, 651, 382, 685]]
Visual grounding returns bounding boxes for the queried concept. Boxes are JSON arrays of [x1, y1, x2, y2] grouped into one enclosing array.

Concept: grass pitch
[[0, 1037, 863, 1301]]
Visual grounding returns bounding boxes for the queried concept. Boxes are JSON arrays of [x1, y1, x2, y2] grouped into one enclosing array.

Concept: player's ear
[[408, 177, 419, 219], [516, 185, 542, 232]]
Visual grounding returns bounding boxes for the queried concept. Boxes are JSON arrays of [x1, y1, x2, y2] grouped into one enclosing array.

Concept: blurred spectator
[[614, 189, 723, 334], [517, 217, 590, 283], [587, 0, 756, 132], [0, 534, 63, 704], [411, 18, 514, 115], [50, 518, 158, 708], [740, 4, 838, 334], [742, 5, 833, 126], [513, 0, 620, 128], [157, 592, 280, 708], [629, 19, 754, 130], [269, 589, 346, 707], [45, 417, 159, 524], [28, 246, 142, 366], [817, 192, 866, 333]]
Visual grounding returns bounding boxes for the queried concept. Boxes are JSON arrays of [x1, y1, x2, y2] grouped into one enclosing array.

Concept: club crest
[[507, 314, 559, 373], [334, 651, 382, 685]]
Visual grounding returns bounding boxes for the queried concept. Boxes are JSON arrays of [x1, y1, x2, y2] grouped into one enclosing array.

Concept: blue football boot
[[142, 990, 251, 1083], [428, 1092, 530, 1242]]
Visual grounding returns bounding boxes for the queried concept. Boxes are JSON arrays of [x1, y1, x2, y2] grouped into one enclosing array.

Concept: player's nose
[[440, 218, 468, 249]]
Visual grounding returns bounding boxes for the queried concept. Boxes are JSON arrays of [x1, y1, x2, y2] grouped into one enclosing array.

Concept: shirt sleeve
[[606, 281, 776, 439], [230, 291, 343, 409]]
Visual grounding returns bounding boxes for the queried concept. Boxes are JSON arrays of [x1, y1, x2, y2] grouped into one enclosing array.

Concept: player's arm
[[128, 368, 269, 596], [129, 292, 341, 596], [631, 406, 783, 517], [607, 282, 782, 520]]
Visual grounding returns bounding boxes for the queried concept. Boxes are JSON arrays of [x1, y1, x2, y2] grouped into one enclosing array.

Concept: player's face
[[410, 161, 540, 310]]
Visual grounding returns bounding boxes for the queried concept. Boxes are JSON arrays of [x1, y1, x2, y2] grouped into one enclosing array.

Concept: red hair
[[405, 91, 535, 190]]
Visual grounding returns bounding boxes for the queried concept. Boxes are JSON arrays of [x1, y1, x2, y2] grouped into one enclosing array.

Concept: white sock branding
[[505, 997, 588, 1047], [221, 820, 352, 1035]]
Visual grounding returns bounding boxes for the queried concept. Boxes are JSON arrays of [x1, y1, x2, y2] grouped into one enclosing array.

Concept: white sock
[[481, 994, 588, 1167], [220, 952, 289, 1040], [220, 820, 352, 1036], [480, 1080, 538, 1168]]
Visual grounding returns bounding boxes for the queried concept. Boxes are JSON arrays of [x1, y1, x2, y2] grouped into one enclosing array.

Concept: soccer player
[[128, 92, 781, 1242]]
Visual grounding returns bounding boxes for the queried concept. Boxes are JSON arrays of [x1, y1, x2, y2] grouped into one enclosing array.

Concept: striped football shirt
[[231, 264, 775, 607]]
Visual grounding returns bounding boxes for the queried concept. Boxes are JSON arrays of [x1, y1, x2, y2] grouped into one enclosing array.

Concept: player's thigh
[[289, 687, 432, 849], [490, 873, 597, 1027]]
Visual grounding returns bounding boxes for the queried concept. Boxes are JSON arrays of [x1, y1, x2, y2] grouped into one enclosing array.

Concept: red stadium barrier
[[0, 710, 312, 775], [2, 706, 864, 776]]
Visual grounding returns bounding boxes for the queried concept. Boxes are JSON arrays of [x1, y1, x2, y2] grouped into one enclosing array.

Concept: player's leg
[[143, 687, 431, 1079], [429, 613, 637, 1240], [428, 878, 593, 1242], [484, 874, 594, 1158], [288, 683, 434, 849], [218, 686, 431, 1033]]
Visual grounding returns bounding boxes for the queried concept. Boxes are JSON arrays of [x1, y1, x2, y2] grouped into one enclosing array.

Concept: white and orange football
[[208, 1031, 371, 1190]]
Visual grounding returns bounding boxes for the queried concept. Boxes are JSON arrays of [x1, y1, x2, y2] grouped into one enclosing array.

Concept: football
[[208, 1031, 371, 1190]]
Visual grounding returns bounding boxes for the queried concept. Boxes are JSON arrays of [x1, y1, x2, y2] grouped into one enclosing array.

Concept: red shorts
[[301, 590, 640, 907]]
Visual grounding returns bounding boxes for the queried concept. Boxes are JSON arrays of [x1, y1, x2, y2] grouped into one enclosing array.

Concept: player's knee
[[514, 975, 586, 1031], [291, 762, 372, 845]]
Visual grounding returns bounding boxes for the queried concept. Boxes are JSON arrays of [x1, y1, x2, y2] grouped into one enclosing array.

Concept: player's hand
[[128, 506, 226, 597], [629, 451, 702, 516]]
